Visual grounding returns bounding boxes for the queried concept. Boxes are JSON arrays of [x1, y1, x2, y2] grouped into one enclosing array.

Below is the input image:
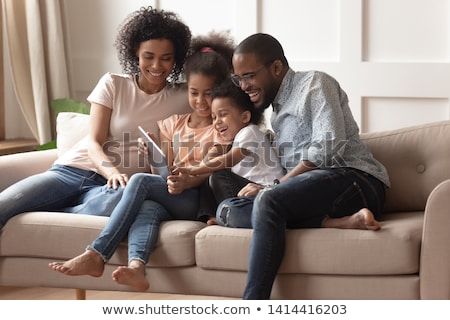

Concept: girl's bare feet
[[48, 249, 104, 277], [322, 208, 381, 231], [112, 260, 149, 292]]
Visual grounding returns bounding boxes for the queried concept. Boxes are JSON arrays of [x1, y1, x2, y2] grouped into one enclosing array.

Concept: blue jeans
[[216, 196, 255, 228], [210, 169, 252, 204], [88, 172, 200, 264], [218, 168, 386, 299], [197, 169, 253, 222], [0, 165, 120, 229]]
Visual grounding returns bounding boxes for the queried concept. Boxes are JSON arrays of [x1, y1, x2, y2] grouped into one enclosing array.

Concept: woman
[[0, 6, 192, 228]]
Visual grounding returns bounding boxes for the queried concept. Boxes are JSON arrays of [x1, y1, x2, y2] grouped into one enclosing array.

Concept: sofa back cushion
[[360, 120, 450, 213]]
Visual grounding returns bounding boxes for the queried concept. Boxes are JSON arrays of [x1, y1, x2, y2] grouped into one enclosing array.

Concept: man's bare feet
[[322, 208, 381, 231], [112, 260, 149, 292], [48, 249, 104, 277]]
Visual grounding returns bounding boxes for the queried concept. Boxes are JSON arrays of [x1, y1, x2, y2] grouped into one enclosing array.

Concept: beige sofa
[[1, 117, 450, 300]]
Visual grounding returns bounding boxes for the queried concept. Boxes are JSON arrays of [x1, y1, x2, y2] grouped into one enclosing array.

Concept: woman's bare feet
[[112, 260, 149, 292], [322, 208, 381, 231], [48, 249, 104, 277]]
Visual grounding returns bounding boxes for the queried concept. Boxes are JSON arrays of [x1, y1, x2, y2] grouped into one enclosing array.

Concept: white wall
[[4, 0, 450, 138]]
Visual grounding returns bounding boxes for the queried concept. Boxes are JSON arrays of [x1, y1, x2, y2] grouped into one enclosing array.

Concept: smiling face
[[231, 52, 279, 110], [211, 97, 250, 143], [136, 39, 176, 93], [187, 73, 217, 120]]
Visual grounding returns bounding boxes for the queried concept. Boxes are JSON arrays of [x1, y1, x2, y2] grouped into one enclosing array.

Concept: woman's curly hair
[[114, 6, 191, 82]]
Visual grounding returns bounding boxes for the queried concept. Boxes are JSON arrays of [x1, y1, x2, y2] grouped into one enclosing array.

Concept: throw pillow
[[56, 112, 90, 157]]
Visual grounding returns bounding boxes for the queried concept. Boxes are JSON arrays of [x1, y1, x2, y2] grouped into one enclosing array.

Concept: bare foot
[[207, 217, 218, 226], [48, 249, 104, 277], [322, 208, 381, 231], [112, 260, 149, 292]]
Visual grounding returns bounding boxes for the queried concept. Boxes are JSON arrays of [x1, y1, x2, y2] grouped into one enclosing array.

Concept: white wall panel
[[362, 97, 449, 132], [261, 0, 340, 62], [159, 0, 236, 38], [363, 0, 450, 62]]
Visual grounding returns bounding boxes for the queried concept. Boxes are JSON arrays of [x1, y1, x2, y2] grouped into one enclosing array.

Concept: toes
[[48, 262, 67, 272]]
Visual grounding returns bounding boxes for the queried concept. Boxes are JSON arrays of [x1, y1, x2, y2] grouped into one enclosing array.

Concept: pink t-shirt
[[158, 113, 221, 168], [55, 73, 191, 177]]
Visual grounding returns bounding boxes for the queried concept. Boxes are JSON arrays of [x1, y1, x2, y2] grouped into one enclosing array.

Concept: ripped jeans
[[216, 167, 386, 299]]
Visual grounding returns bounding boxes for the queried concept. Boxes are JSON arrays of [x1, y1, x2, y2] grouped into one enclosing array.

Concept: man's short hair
[[234, 33, 289, 67]]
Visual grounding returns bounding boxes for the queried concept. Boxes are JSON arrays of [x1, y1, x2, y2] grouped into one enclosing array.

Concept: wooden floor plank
[[0, 286, 237, 300]]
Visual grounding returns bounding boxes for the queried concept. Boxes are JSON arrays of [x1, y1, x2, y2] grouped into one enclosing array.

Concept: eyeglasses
[[230, 66, 266, 87]]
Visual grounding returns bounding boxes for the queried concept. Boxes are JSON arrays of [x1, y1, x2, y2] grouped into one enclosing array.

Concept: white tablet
[[138, 126, 170, 178]]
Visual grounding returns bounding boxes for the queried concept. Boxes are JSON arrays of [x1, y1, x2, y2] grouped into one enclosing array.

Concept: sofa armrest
[[0, 149, 57, 192], [420, 179, 450, 299]]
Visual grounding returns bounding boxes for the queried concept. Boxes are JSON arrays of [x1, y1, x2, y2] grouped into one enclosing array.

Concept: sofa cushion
[[196, 211, 423, 275], [0, 212, 205, 268], [56, 112, 90, 157], [361, 120, 450, 213]]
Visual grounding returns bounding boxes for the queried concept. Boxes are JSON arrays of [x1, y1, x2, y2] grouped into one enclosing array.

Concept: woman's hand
[[107, 173, 129, 189], [237, 183, 264, 197]]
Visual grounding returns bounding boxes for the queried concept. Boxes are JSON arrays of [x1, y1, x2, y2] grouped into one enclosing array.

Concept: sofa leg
[[75, 288, 86, 300]]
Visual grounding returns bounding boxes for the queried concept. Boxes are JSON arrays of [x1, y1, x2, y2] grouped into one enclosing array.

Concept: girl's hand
[[138, 132, 158, 157], [237, 183, 264, 197], [107, 173, 129, 189], [167, 172, 190, 195], [137, 137, 148, 157]]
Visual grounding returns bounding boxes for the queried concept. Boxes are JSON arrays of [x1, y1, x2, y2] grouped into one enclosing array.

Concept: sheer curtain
[[2, 0, 70, 144]]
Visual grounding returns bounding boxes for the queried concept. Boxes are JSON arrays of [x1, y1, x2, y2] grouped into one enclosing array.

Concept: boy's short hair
[[211, 79, 263, 125]]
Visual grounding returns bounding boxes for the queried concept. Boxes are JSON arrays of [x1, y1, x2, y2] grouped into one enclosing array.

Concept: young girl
[[49, 32, 235, 291], [175, 79, 285, 227]]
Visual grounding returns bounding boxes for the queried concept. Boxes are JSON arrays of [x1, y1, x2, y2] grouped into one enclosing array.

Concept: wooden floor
[[0, 286, 237, 300]]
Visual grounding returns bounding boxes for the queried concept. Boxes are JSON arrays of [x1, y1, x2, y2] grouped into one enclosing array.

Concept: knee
[[129, 173, 147, 184], [129, 173, 162, 186], [252, 189, 282, 222], [255, 188, 275, 209], [216, 201, 231, 227], [216, 197, 253, 228]]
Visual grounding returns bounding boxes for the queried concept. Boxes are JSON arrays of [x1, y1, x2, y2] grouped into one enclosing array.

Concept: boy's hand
[[237, 183, 264, 197], [171, 166, 192, 175]]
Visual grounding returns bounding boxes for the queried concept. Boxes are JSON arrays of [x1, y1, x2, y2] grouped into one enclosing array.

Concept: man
[[226, 33, 390, 299]]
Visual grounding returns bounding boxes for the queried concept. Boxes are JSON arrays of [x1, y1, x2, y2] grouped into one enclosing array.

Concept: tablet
[[138, 126, 170, 178]]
